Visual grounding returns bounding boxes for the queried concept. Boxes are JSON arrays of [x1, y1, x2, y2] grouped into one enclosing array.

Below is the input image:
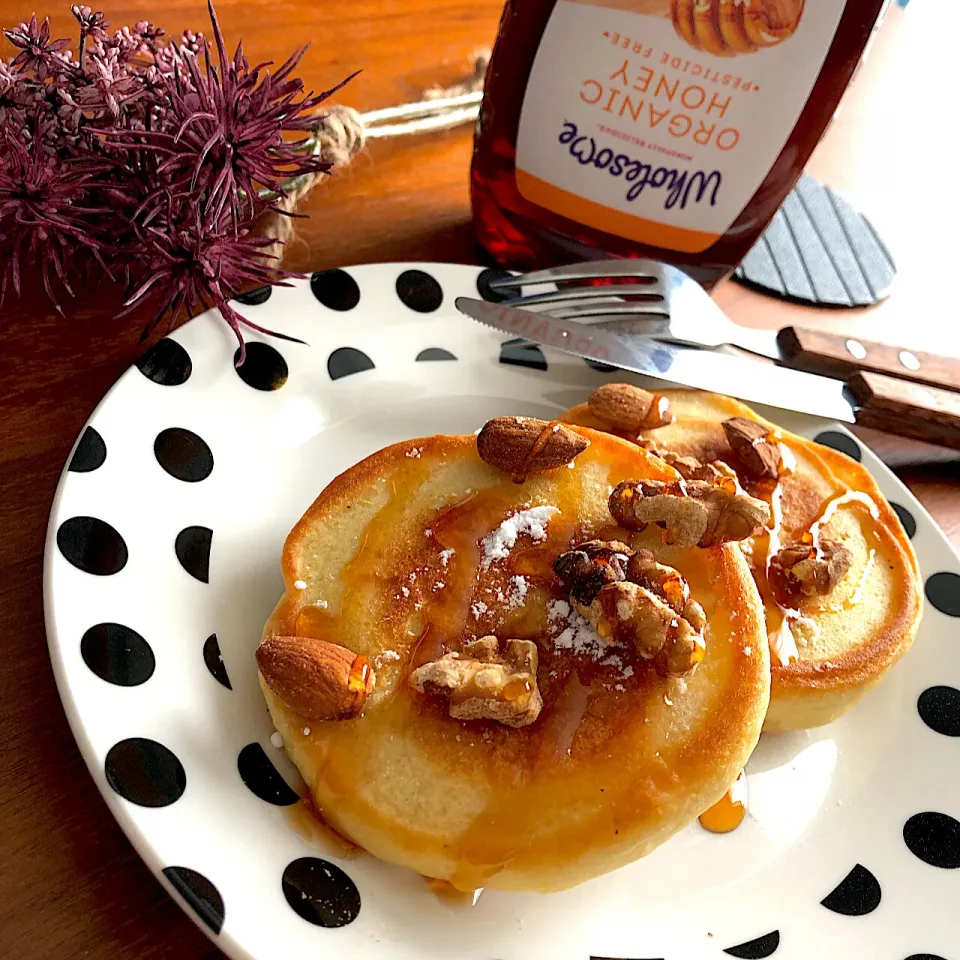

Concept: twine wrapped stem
[[261, 54, 488, 253]]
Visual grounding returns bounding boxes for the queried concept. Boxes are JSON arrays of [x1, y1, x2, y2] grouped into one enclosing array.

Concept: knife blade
[[455, 296, 856, 423]]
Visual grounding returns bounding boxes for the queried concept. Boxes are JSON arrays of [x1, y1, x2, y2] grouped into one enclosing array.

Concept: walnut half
[[768, 537, 853, 607], [553, 538, 632, 605], [409, 636, 542, 728], [555, 541, 706, 677], [609, 477, 770, 548]]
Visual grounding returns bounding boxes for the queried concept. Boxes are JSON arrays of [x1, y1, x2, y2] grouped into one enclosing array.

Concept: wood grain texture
[[849, 372, 960, 448], [0, 4, 957, 960], [777, 327, 960, 392]]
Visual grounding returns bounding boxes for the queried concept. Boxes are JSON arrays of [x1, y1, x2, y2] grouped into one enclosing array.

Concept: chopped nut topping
[[572, 577, 706, 678], [661, 452, 739, 484], [768, 537, 853, 606], [722, 417, 782, 482], [554, 538, 633, 606], [588, 383, 673, 432], [609, 478, 770, 548], [409, 636, 542, 727]]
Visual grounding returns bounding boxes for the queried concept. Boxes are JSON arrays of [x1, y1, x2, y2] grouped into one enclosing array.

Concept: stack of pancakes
[[258, 387, 920, 892]]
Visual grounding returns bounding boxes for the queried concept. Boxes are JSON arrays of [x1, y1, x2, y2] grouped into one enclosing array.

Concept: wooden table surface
[[0, 2, 956, 958]]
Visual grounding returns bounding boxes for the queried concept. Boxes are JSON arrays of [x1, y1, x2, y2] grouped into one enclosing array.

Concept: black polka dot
[[233, 284, 272, 306], [925, 572, 960, 617], [396, 269, 443, 313], [68, 426, 107, 473], [585, 358, 617, 372], [820, 863, 881, 915], [476, 267, 514, 303], [282, 857, 361, 927], [234, 342, 288, 391], [163, 867, 224, 935], [814, 430, 862, 462], [904, 812, 960, 868], [81, 623, 155, 686], [918, 686, 960, 737], [105, 738, 186, 807], [57, 516, 128, 575], [203, 634, 231, 690], [175, 526, 212, 583], [724, 930, 780, 958], [238, 742, 299, 805], [136, 338, 192, 386], [154, 428, 213, 482], [311, 269, 360, 311], [651, 347, 673, 373], [890, 501, 917, 539], [328, 347, 375, 380], [499, 338, 548, 371], [904, 955, 947, 960], [416, 347, 457, 361]]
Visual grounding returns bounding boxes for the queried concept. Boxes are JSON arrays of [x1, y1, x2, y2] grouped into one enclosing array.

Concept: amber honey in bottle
[[471, 0, 887, 287]]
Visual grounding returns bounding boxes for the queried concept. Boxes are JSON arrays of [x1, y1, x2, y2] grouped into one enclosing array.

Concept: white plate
[[45, 263, 960, 960]]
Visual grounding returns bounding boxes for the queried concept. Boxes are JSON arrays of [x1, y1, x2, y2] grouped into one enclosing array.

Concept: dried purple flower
[[71, 5, 109, 43], [123, 196, 301, 364], [0, 121, 110, 307], [5, 15, 72, 79], [1, 2, 357, 361], [113, 1, 356, 228]]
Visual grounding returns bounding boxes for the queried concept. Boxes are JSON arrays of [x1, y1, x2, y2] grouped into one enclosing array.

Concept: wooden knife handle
[[777, 326, 959, 392], [848, 371, 960, 449]]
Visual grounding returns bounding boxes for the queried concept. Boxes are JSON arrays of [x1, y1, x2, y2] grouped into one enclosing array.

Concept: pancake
[[562, 388, 922, 732], [259, 425, 769, 892]]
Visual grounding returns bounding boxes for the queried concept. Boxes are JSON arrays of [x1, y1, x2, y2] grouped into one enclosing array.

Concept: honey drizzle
[[763, 484, 800, 666], [698, 771, 748, 834], [284, 796, 364, 859], [762, 488, 881, 665], [807, 491, 880, 556], [424, 877, 484, 907]]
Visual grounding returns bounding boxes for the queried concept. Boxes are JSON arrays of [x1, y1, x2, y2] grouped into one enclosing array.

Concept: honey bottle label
[[514, 0, 846, 254]]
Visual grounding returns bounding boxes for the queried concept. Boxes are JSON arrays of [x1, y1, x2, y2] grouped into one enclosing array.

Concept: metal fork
[[487, 259, 780, 361]]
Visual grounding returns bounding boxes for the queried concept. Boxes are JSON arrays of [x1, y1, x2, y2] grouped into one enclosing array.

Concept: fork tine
[[488, 258, 668, 290], [501, 284, 665, 307], [545, 302, 669, 321]]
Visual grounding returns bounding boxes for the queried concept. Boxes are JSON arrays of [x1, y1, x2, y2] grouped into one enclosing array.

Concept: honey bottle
[[471, 0, 887, 287]]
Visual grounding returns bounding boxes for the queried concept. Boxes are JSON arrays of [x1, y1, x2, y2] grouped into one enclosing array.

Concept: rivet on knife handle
[[777, 327, 958, 393], [848, 371, 960, 450]]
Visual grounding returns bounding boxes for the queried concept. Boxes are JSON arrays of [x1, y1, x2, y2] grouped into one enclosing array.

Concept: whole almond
[[476, 417, 588, 480], [722, 416, 782, 481], [588, 383, 673, 432], [256, 636, 375, 721]]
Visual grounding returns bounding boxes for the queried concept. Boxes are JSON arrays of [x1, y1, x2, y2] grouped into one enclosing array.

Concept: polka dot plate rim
[[44, 263, 960, 960]]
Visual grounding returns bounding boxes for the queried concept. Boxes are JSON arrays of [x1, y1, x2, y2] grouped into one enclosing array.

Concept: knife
[[455, 296, 960, 451]]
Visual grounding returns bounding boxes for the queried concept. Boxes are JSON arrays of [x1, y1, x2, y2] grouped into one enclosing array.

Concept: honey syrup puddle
[[699, 771, 748, 834]]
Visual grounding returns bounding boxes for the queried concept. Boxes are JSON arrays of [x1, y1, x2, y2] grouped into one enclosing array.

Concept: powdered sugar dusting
[[547, 598, 611, 660], [491, 574, 530, 610], [471, 600, 488, 619], [405, 447, 422, 458], [481, 506, 559, 570], [438, 548, 455, 567]]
